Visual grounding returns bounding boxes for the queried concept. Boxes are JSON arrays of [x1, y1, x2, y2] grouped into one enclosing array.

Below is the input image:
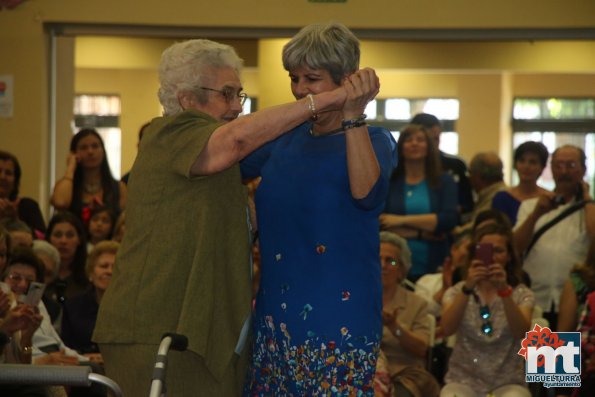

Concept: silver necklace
[[84, 182, 101, 194]]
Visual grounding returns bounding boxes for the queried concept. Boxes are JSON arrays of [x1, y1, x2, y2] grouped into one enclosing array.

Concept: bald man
[[468, 152, 507, 223]]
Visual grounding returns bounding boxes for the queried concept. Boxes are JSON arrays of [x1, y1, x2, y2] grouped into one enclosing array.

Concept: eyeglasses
[[551, 161, 579, 171], [6, 273, 35, 286], [381, 257, 399, 267], [479, 304, 493, 336], [200, 86, 248, 106]]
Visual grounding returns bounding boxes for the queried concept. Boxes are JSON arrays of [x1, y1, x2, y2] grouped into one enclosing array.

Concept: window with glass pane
[[366, 98, 460, 154], [73, 94, 122, 179], [512, 97, 595, 197]]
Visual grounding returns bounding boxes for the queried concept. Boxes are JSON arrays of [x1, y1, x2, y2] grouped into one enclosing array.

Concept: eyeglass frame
[[380, 256, 400, 268], [5, 272, 35, 287], [200, 86, 248, 106], [551, 160, 581, 171]]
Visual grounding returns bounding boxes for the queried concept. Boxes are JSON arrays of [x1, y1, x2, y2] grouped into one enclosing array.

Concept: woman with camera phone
[[439, 223, 534, 397]]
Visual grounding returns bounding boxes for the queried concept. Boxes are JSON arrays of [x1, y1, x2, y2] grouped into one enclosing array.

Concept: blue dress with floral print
[[240, 122, 397, 396]]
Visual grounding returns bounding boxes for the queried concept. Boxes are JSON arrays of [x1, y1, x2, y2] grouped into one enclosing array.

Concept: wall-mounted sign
[[0, 75, 14, 118]]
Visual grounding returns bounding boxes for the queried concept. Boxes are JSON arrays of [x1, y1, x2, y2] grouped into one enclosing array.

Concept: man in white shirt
[[514, 145, 595, 329]]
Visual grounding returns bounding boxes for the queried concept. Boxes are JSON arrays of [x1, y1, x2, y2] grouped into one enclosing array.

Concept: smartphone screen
[[0, 281, 10, 294], [474, 243, 493, 266], [20, 282, 46, 306]]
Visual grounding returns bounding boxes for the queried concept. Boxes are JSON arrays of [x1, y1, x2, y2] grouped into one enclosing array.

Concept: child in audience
[[86, 206, 116, 252]]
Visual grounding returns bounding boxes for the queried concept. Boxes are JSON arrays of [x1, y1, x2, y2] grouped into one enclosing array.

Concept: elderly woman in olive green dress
[[94, 38, 380, 397]]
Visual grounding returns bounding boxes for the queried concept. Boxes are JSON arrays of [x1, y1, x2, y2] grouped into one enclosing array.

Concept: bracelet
[[306, 94, 318, 121], [393, 326, 402, 337], [497, 285, 513, 298], [21, 345, 33, 354], [461, 285, 475, 295], [341, 114, 367, 131]]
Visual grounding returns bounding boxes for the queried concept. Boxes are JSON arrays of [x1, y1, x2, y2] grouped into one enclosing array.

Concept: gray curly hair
[[158, 39, 243, 116]]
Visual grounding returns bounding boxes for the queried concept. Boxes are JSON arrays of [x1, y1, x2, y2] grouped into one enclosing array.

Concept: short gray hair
[[379, 231, 412, 274], [282, 22, 360, 85], [32, 239, 60, 279], [158, 39, 244, 116]]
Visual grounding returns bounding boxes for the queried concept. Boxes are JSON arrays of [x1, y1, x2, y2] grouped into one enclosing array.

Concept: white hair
[[379, 231, 412, 274], [158, 39, 243, 116], [32, 239, 60, 279]]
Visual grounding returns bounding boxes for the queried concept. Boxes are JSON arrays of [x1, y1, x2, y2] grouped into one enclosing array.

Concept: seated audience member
[[379, 231, 440, 397], [111, 210, 126, 243], [440, 223, 534, 397], [0, 224, 10, 274], [411, 113, 474, 222], [415, 231, 471, 318], [0, 150, 46, 236], [2, 247, 81, 365], [1, 291, 42, 364], [86, 206, 116, 252], [492, 141, 549, 226], [46, 211, 89, 302], [3, 248, 105, 397], [32, 239, 62, 325], [50, 128, 126, 226], [466, 152, 507, 228], [2, 218, 33, 248], [61, 240, 118, 363], [1, 251, 43, 364], [381, 124, 458, 282], [557, 237, 595, 396], [1, 274, 45, 397], [514, 145, 594, 331]]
